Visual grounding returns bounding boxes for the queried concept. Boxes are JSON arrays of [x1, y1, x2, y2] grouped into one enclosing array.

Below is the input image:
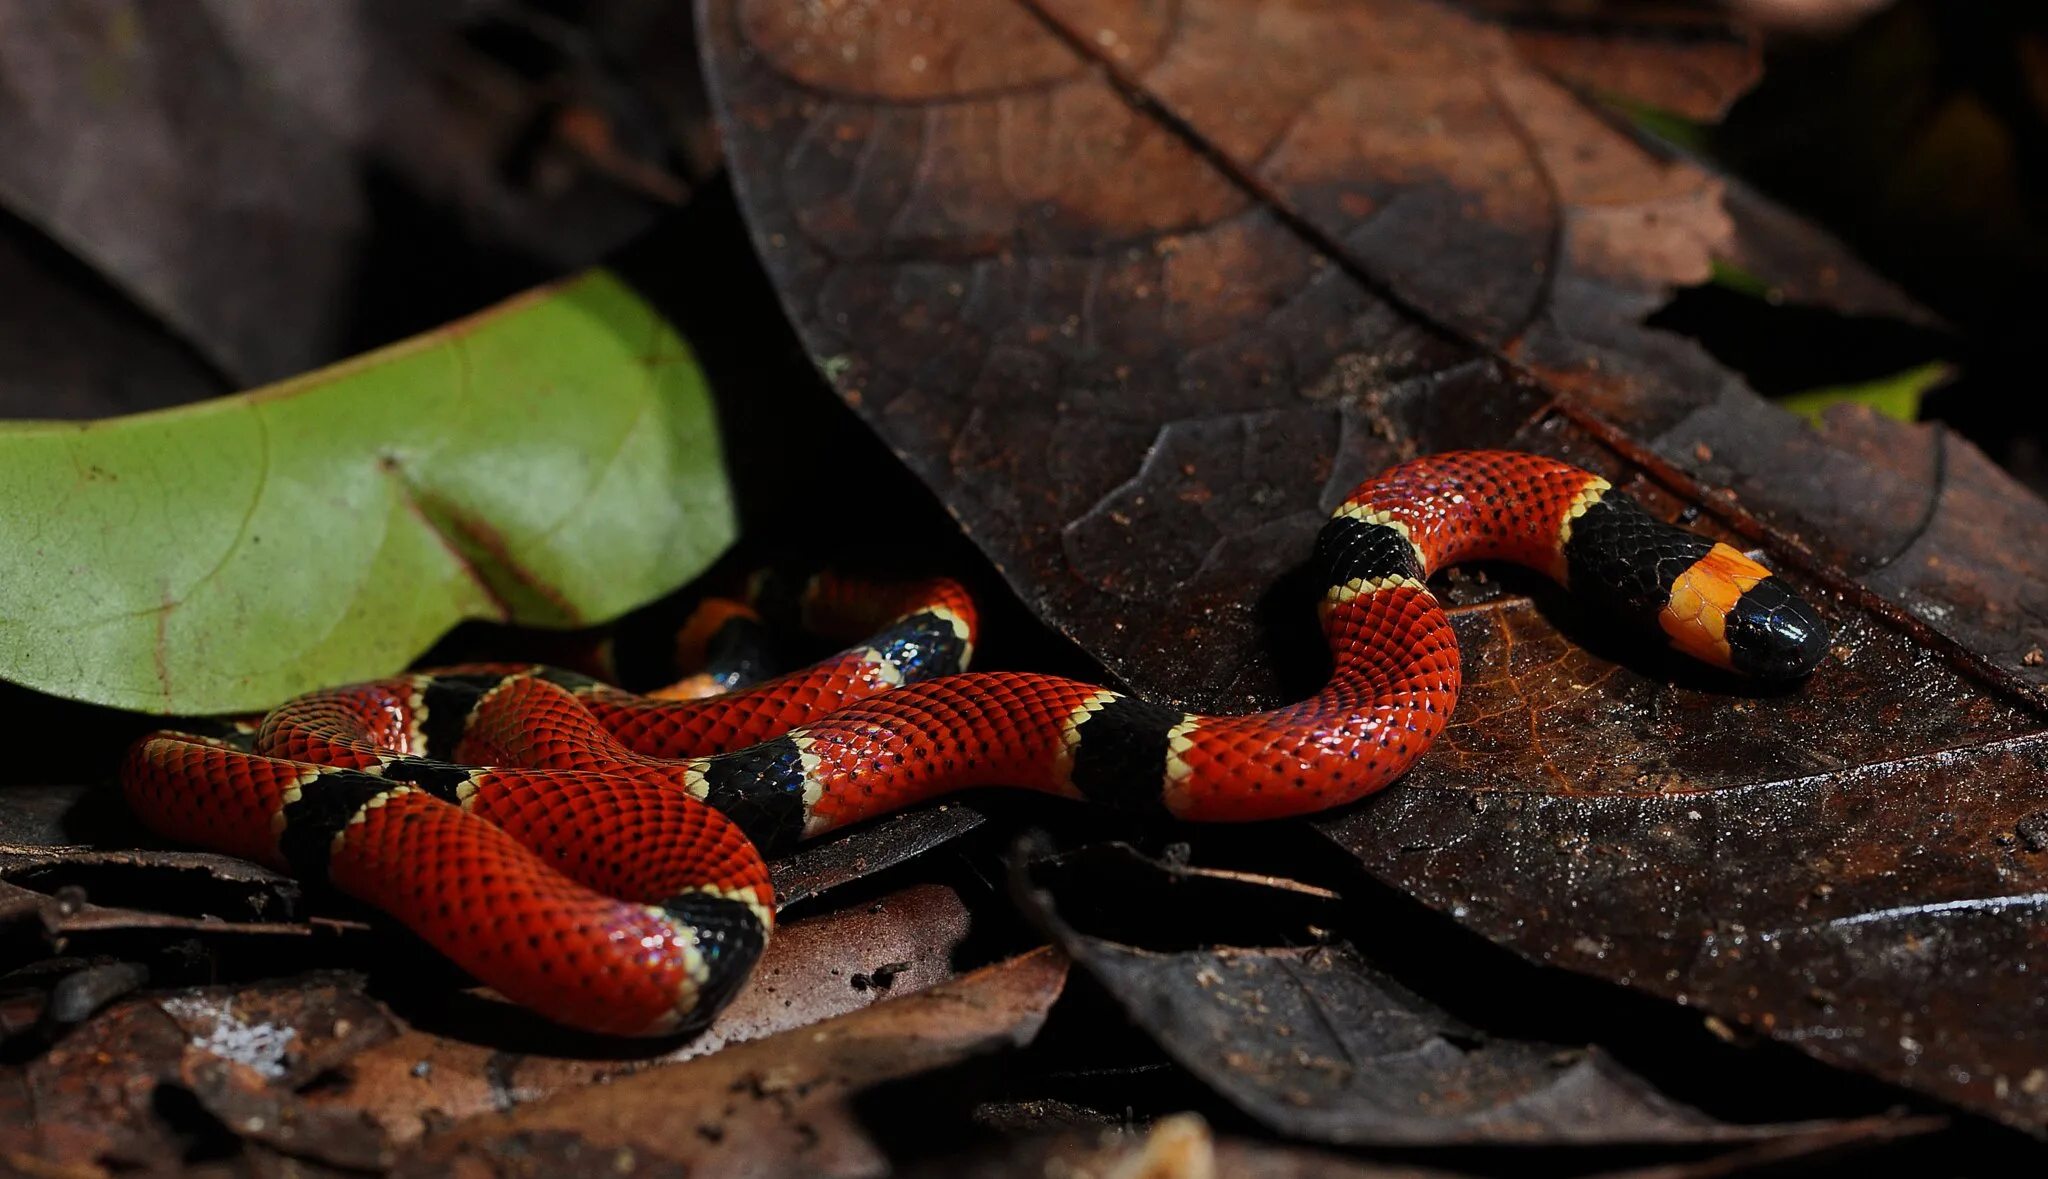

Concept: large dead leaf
[[1022, 843, 1924, 1147], [701, 0, 2048, 1133]]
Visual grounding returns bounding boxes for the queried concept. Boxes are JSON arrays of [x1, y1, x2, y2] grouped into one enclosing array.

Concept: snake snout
[[1724, 579, 1829, 679]]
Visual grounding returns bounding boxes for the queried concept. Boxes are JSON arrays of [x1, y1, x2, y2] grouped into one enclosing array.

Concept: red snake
[[123, 451, 1827, 1035]]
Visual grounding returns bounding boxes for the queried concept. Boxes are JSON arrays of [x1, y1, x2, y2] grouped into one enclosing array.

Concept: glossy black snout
[[1724, 579, 1829, 679]]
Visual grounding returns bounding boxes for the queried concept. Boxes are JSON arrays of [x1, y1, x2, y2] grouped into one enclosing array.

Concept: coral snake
[[123, 451, 1828, 1036]]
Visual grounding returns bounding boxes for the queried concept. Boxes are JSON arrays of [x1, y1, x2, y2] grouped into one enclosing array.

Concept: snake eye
[[1723, 579, 1829, 679]]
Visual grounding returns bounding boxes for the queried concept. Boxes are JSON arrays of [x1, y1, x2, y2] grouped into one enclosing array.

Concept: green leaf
[[1708, 258, 1779, 302], [0, 269, 735, 715], [1607, 97, 1709, 153], [1778, 360, 1953, 425]]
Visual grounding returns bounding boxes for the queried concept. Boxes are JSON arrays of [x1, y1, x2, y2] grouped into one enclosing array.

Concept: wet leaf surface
[[393, 947, 1067, 1178], [703, 0, 2048, 1132]]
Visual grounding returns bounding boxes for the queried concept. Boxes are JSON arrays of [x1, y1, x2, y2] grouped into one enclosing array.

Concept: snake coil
[[124, 451, 1827, 1035]]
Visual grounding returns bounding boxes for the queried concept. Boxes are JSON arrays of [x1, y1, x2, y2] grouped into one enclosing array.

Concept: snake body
[[123, 452, 1827, 1036]]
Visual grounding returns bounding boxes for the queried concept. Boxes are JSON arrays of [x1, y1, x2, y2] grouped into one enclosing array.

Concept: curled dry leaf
[[1022, 843, 1910, 1147], [394, 947, 1068, 1178], [0, 974, 401, 1174], [2, 780, 317, 938], [0, 886, 979, 1173], [703, 0, 2048, 1130], [0, 2, 365, 385], [1069, 939, 1891, 1147], [771, 803, 988, 905], [310, 883, 974, 1147]]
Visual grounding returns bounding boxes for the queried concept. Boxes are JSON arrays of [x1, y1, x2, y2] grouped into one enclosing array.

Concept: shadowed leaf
[[1778, 360, 1952, 423], [1022, 843, 1921, 1147]]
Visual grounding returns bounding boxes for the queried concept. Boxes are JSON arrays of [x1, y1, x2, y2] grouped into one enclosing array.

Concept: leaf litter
[[703, 0, 2048, 1133], [3, 0, 2048, 1173]]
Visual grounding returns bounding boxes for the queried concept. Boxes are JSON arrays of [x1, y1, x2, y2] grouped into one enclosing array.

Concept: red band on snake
[[122, 451, 1827, 1036]]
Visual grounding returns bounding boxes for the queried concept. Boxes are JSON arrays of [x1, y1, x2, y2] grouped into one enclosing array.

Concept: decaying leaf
[[303, 883, 975, 1147], [394, 947, 1068, 1178], [702, 0, 2048, 1132], [2, 780, 315, 939], [771, 803, 988, 906], [700, 0, 2035, 709], [1021, 843, 1915, 1147], [0, 974, 401, 1173], [1071, 939, 1859, 1146], [0, 270, 734, 715], [0, 884, 984, 1174]]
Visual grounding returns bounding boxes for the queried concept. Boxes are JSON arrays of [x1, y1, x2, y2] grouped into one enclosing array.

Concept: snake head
[[1655, 542, 1828, 680], [1722, 577, 1830, 679]]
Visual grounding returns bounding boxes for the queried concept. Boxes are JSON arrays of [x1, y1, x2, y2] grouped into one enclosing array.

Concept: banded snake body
[[125, 451, 1828, 1035]]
